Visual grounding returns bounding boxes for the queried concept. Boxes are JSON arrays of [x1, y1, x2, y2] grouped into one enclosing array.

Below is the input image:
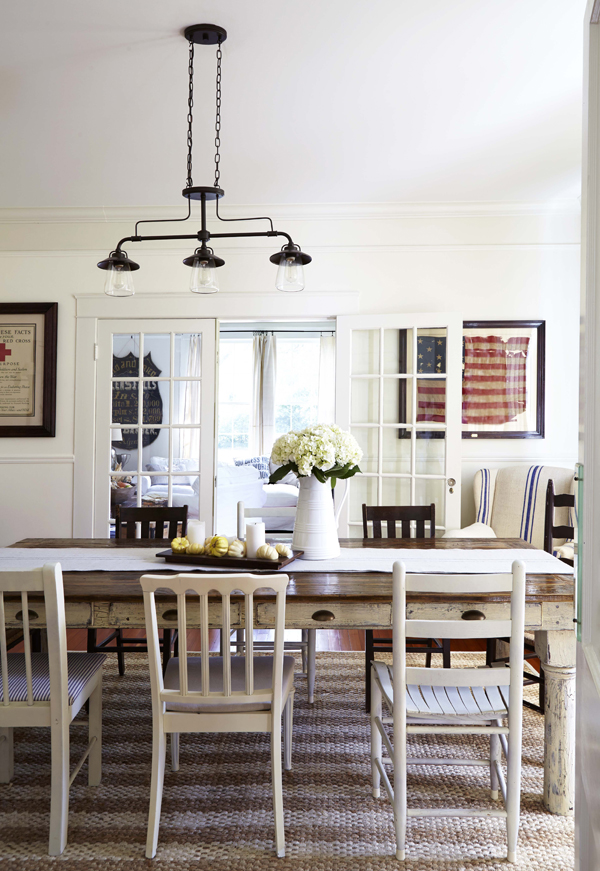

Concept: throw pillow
[[234, 456, 270, 480]]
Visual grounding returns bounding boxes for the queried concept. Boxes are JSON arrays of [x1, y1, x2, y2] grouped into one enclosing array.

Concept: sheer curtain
[[181, 334, 201, 462], [252, 332, 277, 456], [318, 334, 335, 423]]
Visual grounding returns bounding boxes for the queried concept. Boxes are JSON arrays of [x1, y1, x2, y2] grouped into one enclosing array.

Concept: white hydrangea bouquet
[[269, 424, 362, 486]]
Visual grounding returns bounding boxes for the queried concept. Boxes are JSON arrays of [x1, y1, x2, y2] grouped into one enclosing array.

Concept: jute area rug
[[0, 651, 573, 870]]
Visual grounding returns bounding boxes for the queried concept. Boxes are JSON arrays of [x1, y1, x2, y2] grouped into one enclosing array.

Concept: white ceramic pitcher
[[292, 474, 348, 560]]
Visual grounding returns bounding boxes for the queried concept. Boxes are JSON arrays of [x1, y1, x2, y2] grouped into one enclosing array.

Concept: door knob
[[447, 477, 456, 494]]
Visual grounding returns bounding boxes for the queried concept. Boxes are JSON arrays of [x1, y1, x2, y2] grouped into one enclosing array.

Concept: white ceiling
[[0, 0, 587, 209]]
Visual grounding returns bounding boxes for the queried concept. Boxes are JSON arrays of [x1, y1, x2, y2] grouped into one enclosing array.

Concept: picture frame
[[462, 320, 545, 439], [0, 302, 58, 437]]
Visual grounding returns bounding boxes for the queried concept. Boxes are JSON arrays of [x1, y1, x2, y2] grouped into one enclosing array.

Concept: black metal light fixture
[[97, 24, 312, 296]]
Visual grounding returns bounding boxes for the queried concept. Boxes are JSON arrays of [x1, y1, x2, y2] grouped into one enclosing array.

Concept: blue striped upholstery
[[519, 465, 543, 543], [0, 652, 106, 704], [475, 469, 493, 525]]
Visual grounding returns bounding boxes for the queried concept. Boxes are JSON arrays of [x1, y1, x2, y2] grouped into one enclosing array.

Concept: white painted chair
[[370, 560, 525, 863], [141, 571, 295, 859], [237, 501, 317, 704], [0, 563, 105, 856]]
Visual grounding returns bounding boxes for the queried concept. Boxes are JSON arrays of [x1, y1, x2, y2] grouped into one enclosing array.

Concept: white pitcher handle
[[334, 478, 349, 527]]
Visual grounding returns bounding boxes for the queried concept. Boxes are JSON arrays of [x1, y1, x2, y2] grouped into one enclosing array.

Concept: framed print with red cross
[[0, 303, 57, 437]]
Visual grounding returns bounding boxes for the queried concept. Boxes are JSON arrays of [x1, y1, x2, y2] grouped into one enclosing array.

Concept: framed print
[[462, 320, 545, 439], [0, 302, 58, 437]]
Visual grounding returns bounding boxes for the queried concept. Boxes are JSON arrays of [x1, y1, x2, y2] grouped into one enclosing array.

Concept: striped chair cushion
[[0, 652, 106, 704]]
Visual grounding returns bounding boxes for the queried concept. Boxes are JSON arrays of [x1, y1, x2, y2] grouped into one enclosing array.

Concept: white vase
[[292, 474, 341, 560]]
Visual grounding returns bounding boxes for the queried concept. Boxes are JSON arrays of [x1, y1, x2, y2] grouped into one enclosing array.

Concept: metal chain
[[186, 40, 194, 189], [214, 39, 222, 189]]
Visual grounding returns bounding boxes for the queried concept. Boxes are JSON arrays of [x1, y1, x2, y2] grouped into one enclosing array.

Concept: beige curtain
[[252, 332, 277, 455], [318, 334, 336, 423], [181, 334, 202, 462]]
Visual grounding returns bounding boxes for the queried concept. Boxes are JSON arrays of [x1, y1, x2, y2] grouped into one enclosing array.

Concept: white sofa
[[215, 459, 299, 537]]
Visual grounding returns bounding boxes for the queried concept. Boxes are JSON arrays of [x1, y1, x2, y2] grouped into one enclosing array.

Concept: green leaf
[[335, 464, 362, 480], [268, 462, 296, 484], [313, 468, 327, 484]]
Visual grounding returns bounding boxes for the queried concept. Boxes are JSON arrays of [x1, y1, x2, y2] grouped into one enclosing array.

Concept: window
[[274, 337, 320, 437], [217, 337, 253, 464]]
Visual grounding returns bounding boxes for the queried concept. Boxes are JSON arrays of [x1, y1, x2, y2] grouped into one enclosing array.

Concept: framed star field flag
[[0, 303, 57, 437], [398, 320, 545, 440]]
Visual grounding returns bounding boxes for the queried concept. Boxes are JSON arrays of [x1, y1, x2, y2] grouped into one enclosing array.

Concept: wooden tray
[[155, 548, 302, 571]]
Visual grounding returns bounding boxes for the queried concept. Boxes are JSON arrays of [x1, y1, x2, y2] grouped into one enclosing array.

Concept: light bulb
[[104, 263, 135, 297], [190, 259, 219, 293], [276, 255, 304, 292]]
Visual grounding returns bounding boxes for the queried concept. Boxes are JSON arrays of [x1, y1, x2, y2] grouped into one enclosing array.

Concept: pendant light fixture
[[97, 25, 311, 296]]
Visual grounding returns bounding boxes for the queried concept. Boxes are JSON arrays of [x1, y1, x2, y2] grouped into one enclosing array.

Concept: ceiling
[[0, 0, 587, 209]]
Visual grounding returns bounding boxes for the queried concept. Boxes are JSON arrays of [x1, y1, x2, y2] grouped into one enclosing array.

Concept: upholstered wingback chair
[[473, 465, 574, 549], [446, 465, 575, 553]]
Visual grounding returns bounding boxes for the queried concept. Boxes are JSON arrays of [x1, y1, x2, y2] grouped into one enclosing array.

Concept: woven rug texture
[[0, 651, 574, 870]]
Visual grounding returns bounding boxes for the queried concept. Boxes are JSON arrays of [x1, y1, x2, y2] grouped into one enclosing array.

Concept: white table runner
[[0, 547, 573, 575]]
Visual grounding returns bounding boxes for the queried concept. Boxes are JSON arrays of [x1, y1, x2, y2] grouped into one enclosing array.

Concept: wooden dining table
[[5, 535, 575, 817]]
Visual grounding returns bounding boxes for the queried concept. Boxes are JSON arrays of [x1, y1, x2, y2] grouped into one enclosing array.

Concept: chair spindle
[[0, 592, 8, 706], [20, 591, 33, 706]]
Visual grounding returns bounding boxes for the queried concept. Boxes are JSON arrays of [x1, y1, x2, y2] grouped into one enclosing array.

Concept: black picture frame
[[0, 302, 58, 437]]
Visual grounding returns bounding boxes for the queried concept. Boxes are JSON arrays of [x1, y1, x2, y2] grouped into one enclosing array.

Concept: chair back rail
[[362, 504, 436, 539], [543, 479, 575, 555], [115, 505, 189, 540], [140, 572, 289, 711]]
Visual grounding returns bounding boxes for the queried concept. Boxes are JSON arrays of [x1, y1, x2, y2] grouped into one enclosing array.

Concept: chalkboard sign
[[112, 352, 163, 450]]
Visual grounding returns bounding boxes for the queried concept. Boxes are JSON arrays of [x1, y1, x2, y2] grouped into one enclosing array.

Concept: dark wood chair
[[87, 505, 189, 675], [486, 479, 575, 715], [362, 503, 451, 712]]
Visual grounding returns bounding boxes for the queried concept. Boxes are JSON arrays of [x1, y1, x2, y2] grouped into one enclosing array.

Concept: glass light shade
[[104, 262, 135, 297], [190, 258, 219, 294], [275, 255, 305, 292]]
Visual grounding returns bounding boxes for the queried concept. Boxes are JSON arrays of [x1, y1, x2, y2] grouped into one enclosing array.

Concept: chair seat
[[373, 661, 508, 723], [1, 652, 106, 704], [164, 655, 296, 713]]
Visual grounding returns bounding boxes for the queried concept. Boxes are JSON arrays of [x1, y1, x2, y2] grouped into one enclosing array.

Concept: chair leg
[[48, 718, 69, 856], [271, 718, 285, 858], [425, 639, 433, 669], [365, 630, 375, 712], [489, 732, 500, 801], [505, 718, 522, 864], [307, 629, 316, 705], [0, 727, 14, 783], [442, 639, 451, 669], [88, 678, 103, 786], [370, 667, 382, 799], [116, 629, 126, 676], [301, 629, 308, 674], [146, 727, 167, 859], [283, 694, 294, 771], [171, 733, 180, 772]]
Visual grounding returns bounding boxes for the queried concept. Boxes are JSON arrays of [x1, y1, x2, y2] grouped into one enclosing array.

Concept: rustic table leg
[[535, 629, 576, 815]]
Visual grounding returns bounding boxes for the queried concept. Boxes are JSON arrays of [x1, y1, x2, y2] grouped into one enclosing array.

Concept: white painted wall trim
[[0, 456, 74, 464], [75, 291, 360, 320], [0, 200, 581, 225]]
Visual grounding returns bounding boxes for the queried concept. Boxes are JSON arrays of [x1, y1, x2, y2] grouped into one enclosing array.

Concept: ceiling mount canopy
[[98, 23, 311, 297]]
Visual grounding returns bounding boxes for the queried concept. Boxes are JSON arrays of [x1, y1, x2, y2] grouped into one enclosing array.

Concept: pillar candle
[[246, 522, 265, 559], [186, 520, 206, 546]]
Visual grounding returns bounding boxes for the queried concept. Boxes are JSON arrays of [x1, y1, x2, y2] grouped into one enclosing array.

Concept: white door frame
[[73, 292, 359, 537]]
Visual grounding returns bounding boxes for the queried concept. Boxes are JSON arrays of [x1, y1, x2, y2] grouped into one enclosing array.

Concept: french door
[[335, 313, 462, 537], [93, 319, 216, 537]]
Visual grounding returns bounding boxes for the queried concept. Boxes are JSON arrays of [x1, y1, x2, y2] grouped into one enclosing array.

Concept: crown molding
[[0, 200, 581, 225]]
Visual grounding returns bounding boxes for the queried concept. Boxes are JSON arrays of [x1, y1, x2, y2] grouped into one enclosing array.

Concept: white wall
[[0, 202, 580, 544]]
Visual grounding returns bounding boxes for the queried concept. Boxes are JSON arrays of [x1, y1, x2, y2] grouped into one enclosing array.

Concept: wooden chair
[[235, 501, 316, 702], [370, 560, 525, 863], [0, 563, 105, 855], [543, 478, 576, 567], [87, 505, 188, 675], [362, 503, 450, 712], [141, 571, 295, 859]]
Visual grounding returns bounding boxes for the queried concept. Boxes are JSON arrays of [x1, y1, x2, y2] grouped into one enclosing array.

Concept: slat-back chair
[[236, 501, 316, 703], [543, 479, 575, 566], [362, 503, 450, 712], [370, 560, 525, 863], [87, 505, 189, 675], [0, 563, 105, 855], [140, 571, 295, 859]]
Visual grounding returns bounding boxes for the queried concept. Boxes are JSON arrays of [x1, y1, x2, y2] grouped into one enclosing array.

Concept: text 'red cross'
[[0, 343, 12, 363]]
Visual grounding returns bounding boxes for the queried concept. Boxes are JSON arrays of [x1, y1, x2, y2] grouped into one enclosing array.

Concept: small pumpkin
[[275, 543, 293, 559], [171, 536, 189, 554], [256, 544, 279, 560], [209, 535, 229, 557], [187, 542, 204, 555], [228, 539, 246, 558]]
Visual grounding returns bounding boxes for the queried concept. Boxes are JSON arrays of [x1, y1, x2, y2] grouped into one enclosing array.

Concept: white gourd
[[228, 539, 246, 557], [275, 543, 293, 558], [256, 544, 278, 560]]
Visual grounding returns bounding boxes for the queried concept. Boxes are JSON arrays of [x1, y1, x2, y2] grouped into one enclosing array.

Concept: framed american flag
[[398, 320, 545, 440]]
